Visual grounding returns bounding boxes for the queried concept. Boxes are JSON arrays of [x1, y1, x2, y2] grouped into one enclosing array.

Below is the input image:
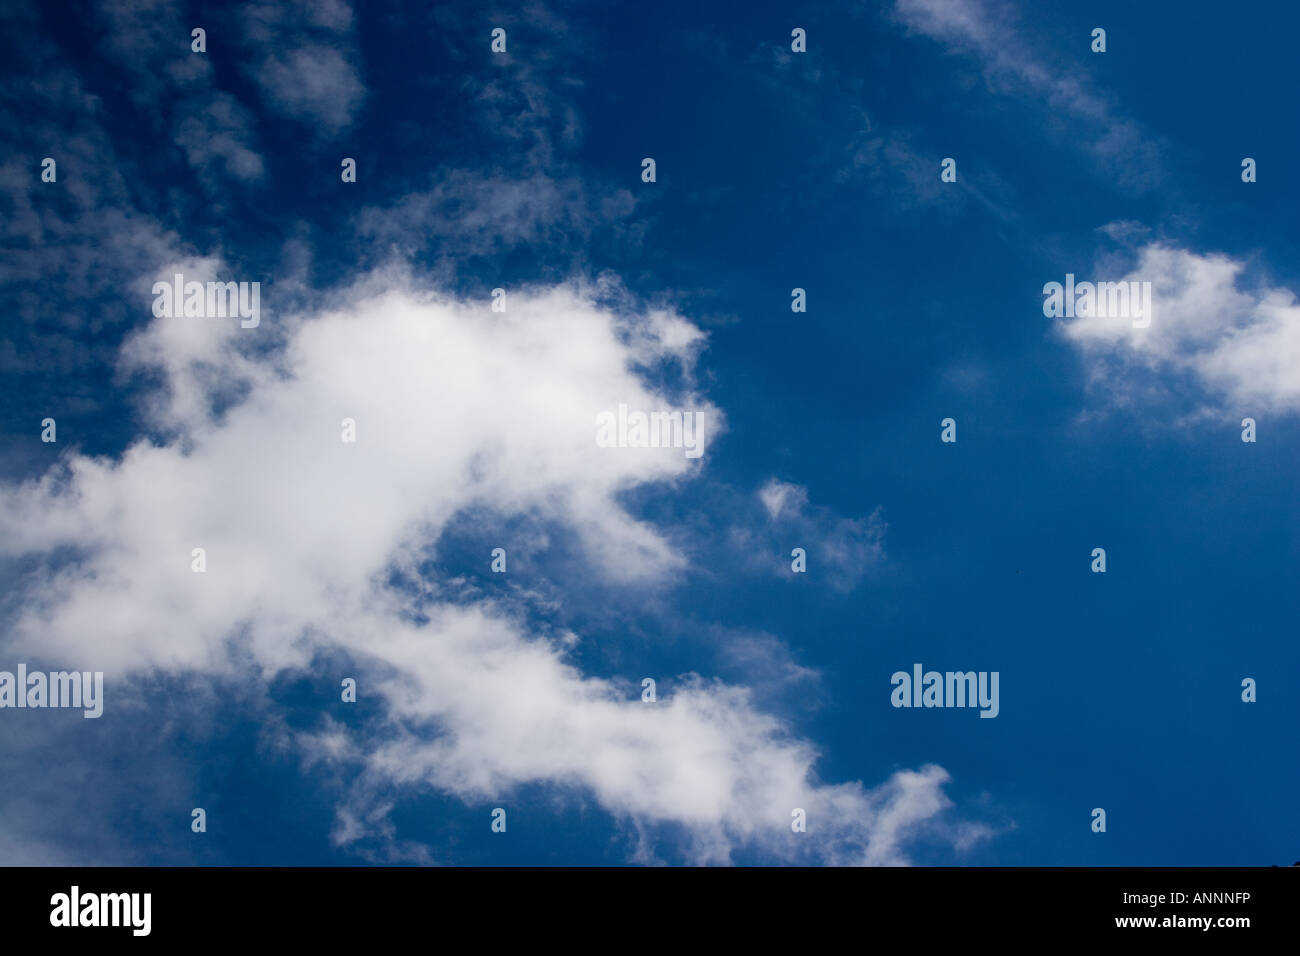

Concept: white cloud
[[0, 270, 974, 863], [1059, 242, 1300, 415]]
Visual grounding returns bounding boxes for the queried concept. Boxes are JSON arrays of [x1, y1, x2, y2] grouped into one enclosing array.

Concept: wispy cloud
[[892, 0, 1162, 189], [757, 478, 885, 589], [241, 0, 365, 132]]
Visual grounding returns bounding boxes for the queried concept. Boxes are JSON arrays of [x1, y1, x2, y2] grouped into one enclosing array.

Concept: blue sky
[[0, 0, 1296, 866]]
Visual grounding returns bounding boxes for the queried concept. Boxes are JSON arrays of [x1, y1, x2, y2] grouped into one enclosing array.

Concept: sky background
[[1, 0, 1297, 866]]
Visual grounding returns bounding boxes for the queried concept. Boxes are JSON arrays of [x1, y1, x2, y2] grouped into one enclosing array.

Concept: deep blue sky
[[1, 0, 1297, 866]]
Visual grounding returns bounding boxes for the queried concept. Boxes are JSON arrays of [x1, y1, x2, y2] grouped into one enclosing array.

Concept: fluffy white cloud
[[3, 269, 704, 668], [1059, 243, 1300, 415], [0, 269, 974, 863]]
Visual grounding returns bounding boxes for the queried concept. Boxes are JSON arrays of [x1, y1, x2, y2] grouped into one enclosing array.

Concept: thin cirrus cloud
[[0, 263, 982, 864], [891, 0, 1162, 189]]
